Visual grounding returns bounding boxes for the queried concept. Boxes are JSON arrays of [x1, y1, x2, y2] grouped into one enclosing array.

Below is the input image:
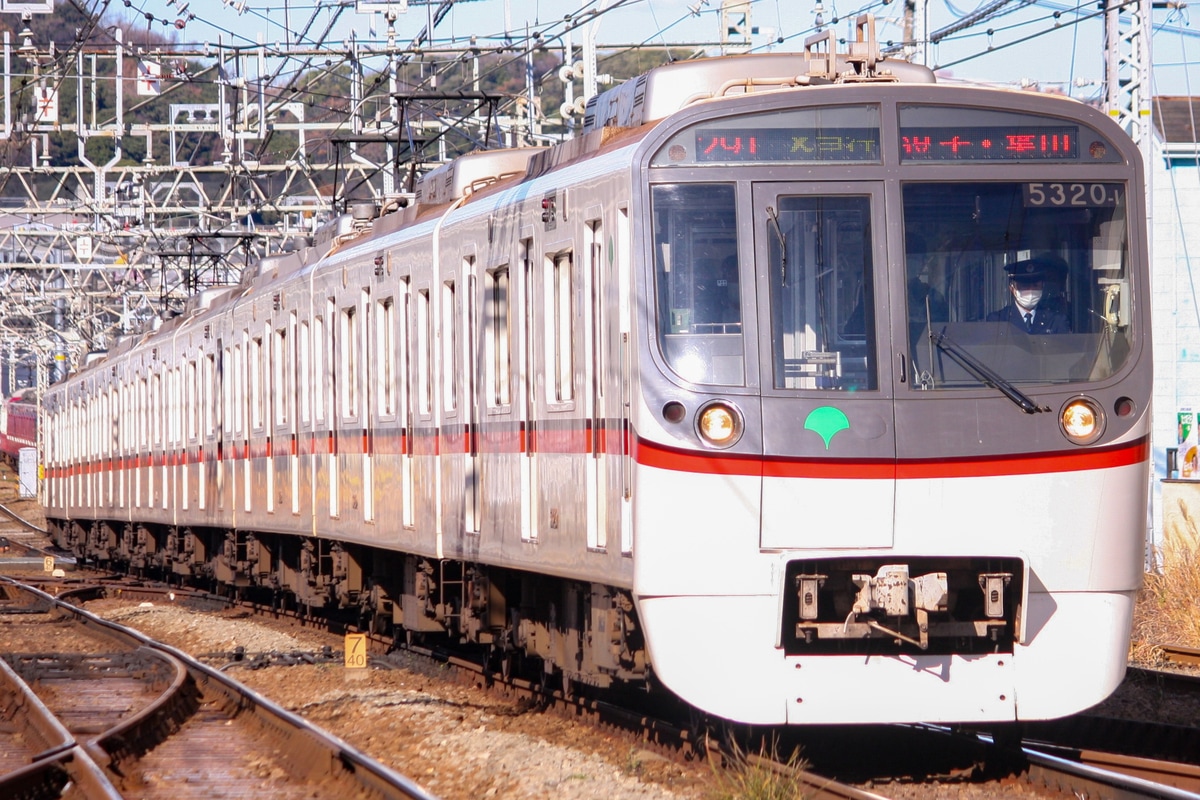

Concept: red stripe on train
[[634, 436, 1149, 479]]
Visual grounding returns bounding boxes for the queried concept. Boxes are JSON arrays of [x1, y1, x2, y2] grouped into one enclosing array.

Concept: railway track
[[9, 572, 1200, 800], [0, 578, 435, 800], [1154, 644, 1200, 669]]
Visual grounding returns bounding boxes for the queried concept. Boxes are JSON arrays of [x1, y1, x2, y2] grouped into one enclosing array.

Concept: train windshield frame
[[644, 92, 1140, 395]]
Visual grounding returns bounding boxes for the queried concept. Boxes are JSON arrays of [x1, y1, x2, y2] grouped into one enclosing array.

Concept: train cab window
[[902, 181, 1132, 390], [767, 195, 878, 391], [650, 183, 744, 386]]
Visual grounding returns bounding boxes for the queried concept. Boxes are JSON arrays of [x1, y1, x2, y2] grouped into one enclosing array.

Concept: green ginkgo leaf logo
[[804, 406, 850, 450]]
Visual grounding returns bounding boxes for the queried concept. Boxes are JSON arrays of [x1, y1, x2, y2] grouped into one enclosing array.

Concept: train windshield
[[903, 181, 1132, 389], [650, 183, 744, 385]]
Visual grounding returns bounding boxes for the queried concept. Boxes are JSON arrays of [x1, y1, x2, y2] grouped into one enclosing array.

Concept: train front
[[626, 74, 1151, 724]]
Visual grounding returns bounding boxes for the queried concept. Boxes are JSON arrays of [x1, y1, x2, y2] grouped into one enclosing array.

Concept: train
[[1, 389, 38, 465], [39, 18, 1151, 725]]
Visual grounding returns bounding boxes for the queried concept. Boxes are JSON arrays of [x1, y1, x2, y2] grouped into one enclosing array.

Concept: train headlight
[[1060, 397, 1104, 445], [696, 401, 742, 448]]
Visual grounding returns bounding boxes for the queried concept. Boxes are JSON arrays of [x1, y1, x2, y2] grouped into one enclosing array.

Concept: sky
[[108, 0, 1199, 100]]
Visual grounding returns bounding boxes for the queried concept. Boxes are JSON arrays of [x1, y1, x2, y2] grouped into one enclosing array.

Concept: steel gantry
[[0, 12, 545, 390]]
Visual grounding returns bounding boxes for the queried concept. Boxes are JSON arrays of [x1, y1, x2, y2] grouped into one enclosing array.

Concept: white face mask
[[1012, 287, 1042, 310]]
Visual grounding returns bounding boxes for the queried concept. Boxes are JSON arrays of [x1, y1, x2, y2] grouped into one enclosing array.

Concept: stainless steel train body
[[41, 32, 1151, 725]]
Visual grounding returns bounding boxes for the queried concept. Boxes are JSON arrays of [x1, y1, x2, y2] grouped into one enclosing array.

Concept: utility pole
[[1102, 0, 1154, 252]]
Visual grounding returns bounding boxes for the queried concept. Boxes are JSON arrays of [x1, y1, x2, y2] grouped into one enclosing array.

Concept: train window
[[234, 342, 245, 435], [326, 298, 337, 425], [299, 320, 311, 425], [222, 347, 232, 434], [138, 377, 148, 448], [339, 307, 359, 420], [397, 278, 411, 429], [902, 181, 1132, 389], [171, 367, 181, 445], [273, 327, 287, 426], [152, 372, 162, 446], [485, 268, 511, 407], [250, 336, 264, 430], [378, 298, 396, 416], [313, 316, 325, 423], [650, 183, 743, 386], [767, 194, 877, 391], [186, 361, 197, 441], [546, 253, 575, 403], [651, 104, 881, 167], [417, 289, 433, 416], [442, 281, 458, 412], [204, 354, 216, 437]]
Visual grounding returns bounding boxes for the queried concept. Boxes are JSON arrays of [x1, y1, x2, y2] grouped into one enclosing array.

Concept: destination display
[[899, 125, 1080, 161], [693, 127, 881, 162]]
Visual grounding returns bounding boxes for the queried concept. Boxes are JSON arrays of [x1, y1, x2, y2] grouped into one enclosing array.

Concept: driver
[[986, 259, 1069, 334]]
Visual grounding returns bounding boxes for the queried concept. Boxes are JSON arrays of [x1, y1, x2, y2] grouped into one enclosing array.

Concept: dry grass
[[706, 739, 811, 800], [1131, 540, 1200, 664]]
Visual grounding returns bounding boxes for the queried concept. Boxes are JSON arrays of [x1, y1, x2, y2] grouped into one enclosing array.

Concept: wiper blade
[[766, 205, 786, 285], [931, 328, 1050, 414]]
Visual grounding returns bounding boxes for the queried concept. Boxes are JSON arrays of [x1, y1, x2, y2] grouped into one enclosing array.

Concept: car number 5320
[[1023, 182, 1123, 207]]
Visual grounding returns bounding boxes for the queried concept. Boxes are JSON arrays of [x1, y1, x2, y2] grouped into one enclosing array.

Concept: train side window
[[138, 376, 148, 448], [442, 280, 458, 413], [186, 361, 197, 441], [650, 183, 744, 386], [152, 372, 162, 446], [234, 341, 246, 436], [312, 316, 325, 424], [172, 366, 182, 446], [378, 297, 396, 417], [417, 288, 433, 416], [397, 277, 411, 426], [340, 305, 359, 420], [204, 353, 216, 437], [222, 346, 233, 434], [485, 267, 512, 408], [546, 251, 575, 404], [250, 336, 264, 430], [299, 320, 311, 425], [325, 298, 337, 425], [273, 326, 288, 426]]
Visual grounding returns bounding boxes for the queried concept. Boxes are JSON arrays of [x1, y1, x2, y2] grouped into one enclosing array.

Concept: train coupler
[[788, 557, 1022, 654]]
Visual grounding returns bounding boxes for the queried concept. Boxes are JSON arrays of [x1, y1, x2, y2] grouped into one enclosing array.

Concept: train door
[[617, 207, 633, 554], [400, 278, 415, 530], [215, 343, 226, 515], [585, 219, 608, 551], [326, 297, 340, 520], [360, 288, 374, 525], [520, 237, 538, 542], [465, 263, 482, 535], [289, 312, 301, 516], [751, 183, 896, 550]]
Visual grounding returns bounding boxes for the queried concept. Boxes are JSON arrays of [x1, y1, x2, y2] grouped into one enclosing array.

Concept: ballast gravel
[[84, 599, 713, 800]]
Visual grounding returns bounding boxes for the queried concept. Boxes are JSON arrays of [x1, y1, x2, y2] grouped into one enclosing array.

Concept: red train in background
[[0, 389, 38, 465]]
